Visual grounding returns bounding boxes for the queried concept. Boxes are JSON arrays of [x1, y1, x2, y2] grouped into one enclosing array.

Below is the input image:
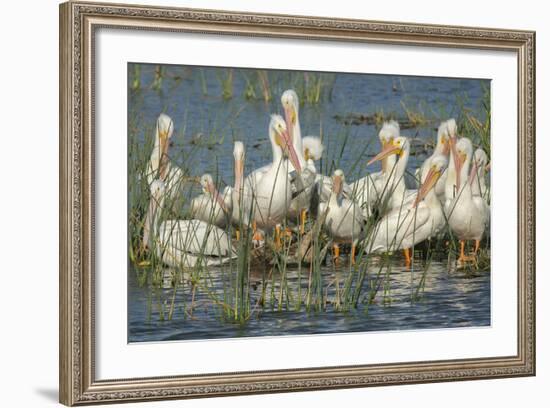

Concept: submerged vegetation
[[128, 64, 491, 339]]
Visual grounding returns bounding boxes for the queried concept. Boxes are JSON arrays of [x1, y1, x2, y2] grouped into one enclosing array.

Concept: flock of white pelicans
[[141, 90, 490, 269]]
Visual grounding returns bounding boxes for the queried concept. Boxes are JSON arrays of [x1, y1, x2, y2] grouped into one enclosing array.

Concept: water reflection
[[128, 257, 490, 342]]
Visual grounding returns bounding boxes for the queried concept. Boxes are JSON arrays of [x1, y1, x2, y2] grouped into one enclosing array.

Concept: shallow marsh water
[[128, 64, 490, 342], [128, 258, 490, 342]]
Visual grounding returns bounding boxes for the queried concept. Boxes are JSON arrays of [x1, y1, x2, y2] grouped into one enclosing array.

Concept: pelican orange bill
[[280, 127, 302, 173], [284, 105, 295, 144], [414, 167, 440, 207], [450, 137, 462, 187], [234, 157, 244, 199], [367, 142, 401, 166], [442, 137, 451, 156], [455, 149, 467, 189], [207, 182, 228, 213], [332, 174, 343, 195], [380, 139, 391, 172]]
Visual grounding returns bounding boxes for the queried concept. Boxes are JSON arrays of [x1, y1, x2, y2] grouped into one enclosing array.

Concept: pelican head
[[157, 113, 174, 140], [454, 137, 473, 188], [332, 169, 345, 195], [233, 141, 245, 161], [414, 155, 448, 207], [445, 118, 461, 177], [281, 89, 299, 118], [379, 120, 400, 148], [155, 113, 175, 179], [269, 114, 301, 173], [200, 174, 227, 212], [302, 136, 324, 162], [377, 121, 400, 172], [281, 89, 299, 142], [436, 121, 451, 156], [473, 148, 488, 168], [446, 118, 458, 140], [199, 173, 214, 192], [469, 148, 489, 185], [368, 136, 408, 166]]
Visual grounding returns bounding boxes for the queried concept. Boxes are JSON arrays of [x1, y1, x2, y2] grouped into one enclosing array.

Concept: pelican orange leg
[[252, 221, 264, 246], [403, 248, 412, 267], [474, 240, 480, 256], [458, 240, 467, 262], [300, 208, 308, 235], [275, 225, 282, 250], [333, 243, 340, 264], [351, 244, 356, 266]]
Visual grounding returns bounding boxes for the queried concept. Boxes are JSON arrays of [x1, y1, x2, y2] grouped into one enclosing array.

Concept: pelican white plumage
[[281, 89, 307, 172], [143, 180, 236, 268], [302, 136, 324, 165], [445, 138, 489, 262], [319, 169, 365, 264], [366, 135, 416, 213], [146, 113, 184, 199], [190, 174, 230, 228], [303, 135, 353, 207], [367, 155, 448, 266], [416, 120, 451, 199], [349, 120, 400, 216], [241, 115, 302, 245], [280, 90, 319, 232]]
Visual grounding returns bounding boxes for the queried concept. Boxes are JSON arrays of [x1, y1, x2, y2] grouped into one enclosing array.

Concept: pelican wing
[[368, 204, 431, 253], [158, 220, 236, 258]]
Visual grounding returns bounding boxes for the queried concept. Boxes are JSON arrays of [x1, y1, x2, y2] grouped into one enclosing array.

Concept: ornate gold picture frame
[[59, 1, 535, 405]]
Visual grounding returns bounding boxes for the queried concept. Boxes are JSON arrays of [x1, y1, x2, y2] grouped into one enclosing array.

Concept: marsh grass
[[127, 69, 491, 331]]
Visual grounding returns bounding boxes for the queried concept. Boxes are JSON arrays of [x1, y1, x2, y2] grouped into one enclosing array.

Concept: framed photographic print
[[59, 1, 536, 405]]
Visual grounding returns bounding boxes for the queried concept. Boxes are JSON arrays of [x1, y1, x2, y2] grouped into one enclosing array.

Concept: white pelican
[[302, 135, 357, 213], [445, 138, 489, 262], [220, 141, 246, 238], [189, 174, 230, 228], [281, 90, 318, 233], [281, 89, 307, 172], [366, 135, 416, 213], [349, 120, 400, 217], [469, 147, 490, 205], [146, 113, 184, 199], [319, 169, 365, 264], [416, 120, 451, 201], [143, 180, 236, 268], [367, 155, 448, 266], [242, 115, 302, 246]]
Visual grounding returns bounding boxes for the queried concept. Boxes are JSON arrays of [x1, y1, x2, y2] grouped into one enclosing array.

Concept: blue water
[[127, 63, 490, 343]]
